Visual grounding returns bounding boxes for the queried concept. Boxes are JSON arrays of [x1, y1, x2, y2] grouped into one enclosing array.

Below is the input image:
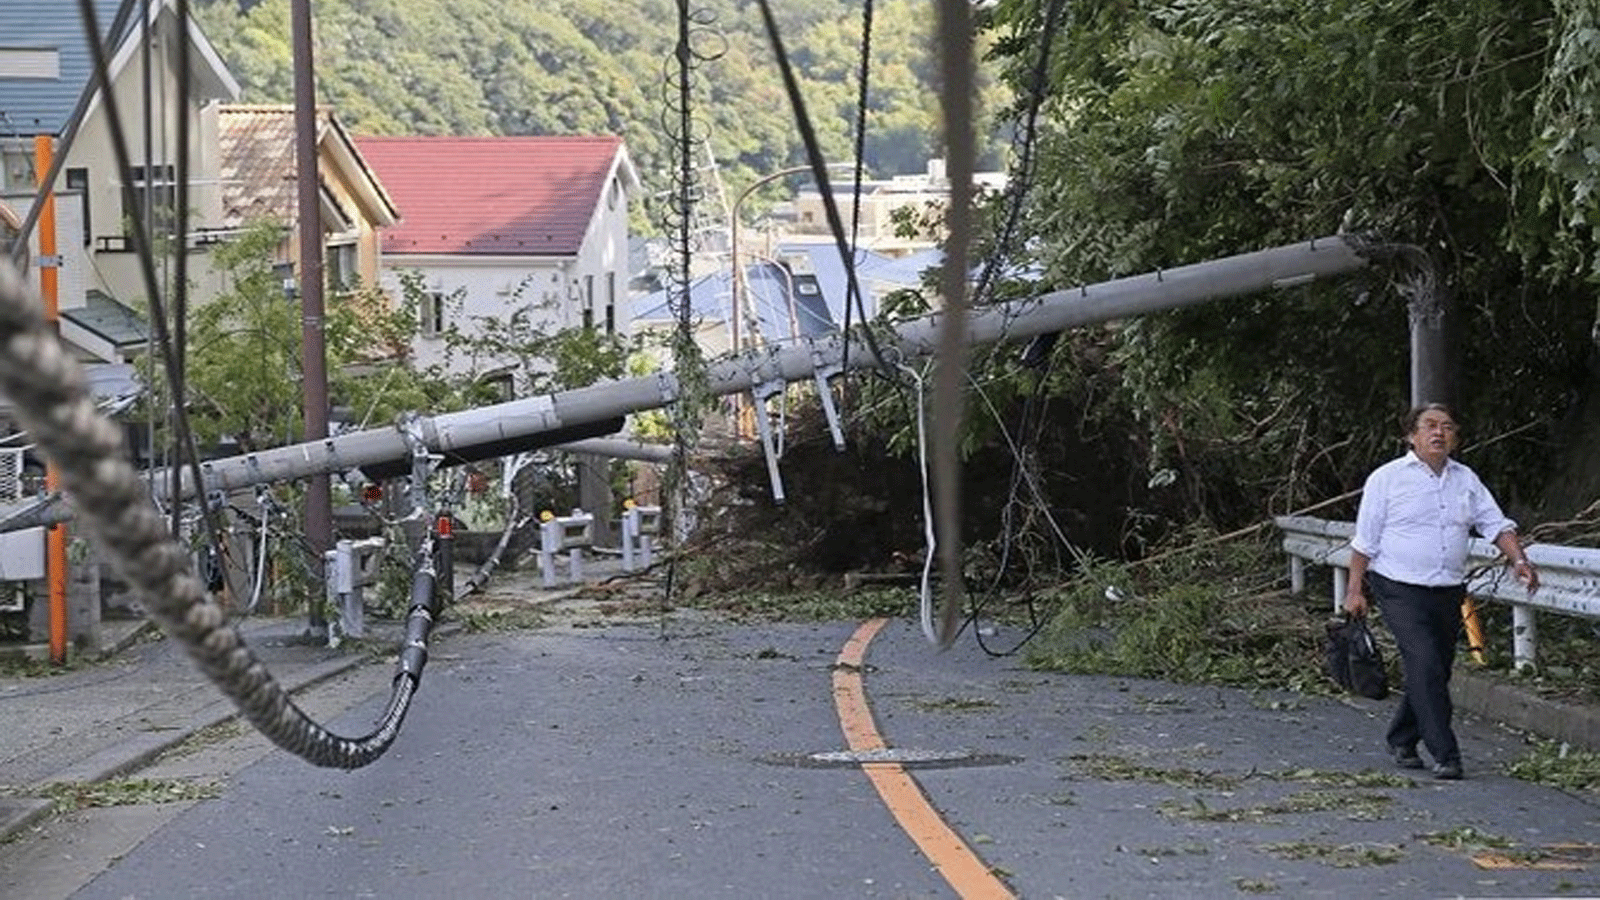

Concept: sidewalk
[[0, 613, 391, 839], [2, 567, 1597, 848], [0, 560, 597, 842]]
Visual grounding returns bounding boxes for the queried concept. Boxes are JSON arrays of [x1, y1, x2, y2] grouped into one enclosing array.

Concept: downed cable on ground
[[0, 262, 441, 769]]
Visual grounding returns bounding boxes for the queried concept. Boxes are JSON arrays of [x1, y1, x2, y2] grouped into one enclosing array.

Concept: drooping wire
[[838, 0, 876, 381], [752, 0, 895, 381], [172, 0, 194, 539], [657, 0, 723, 611], [967, 0, 1068, 313], [963, 364, 1094, 657], [0, 261, 445, 768], [43, 2, 455, 768], [896, 361, 943, 645], [76, 0, 227, 575], [951, 0, 1075, 655]]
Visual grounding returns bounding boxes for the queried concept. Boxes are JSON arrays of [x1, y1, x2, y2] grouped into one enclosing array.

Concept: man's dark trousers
[[1367, 572, 1464, 766]]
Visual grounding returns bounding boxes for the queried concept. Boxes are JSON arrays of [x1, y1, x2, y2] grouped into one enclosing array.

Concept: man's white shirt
[[1351, 451, 1515, 587]]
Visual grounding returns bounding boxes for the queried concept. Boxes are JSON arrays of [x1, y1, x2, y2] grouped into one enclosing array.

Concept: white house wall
[[574, 177, 633, 337], [382, 255, 571, 378], [383, 184, 634, 387], [68, 25, 230, 315]]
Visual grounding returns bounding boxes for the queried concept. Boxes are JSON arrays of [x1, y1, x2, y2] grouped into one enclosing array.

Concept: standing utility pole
[[35, 136, 68, 665], [292, 0, 333, 629]]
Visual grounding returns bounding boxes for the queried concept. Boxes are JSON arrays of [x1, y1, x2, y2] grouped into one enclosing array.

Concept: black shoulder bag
[[1324, 616, 1389, 700]]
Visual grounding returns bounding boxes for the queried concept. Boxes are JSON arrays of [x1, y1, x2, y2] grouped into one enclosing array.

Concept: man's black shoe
[[1391, 745, 1424, 770], [1432, 761, 1463, 780]]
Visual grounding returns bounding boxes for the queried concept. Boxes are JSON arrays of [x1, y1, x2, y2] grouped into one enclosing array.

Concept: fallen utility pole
[[0, 235, 1371, 532]]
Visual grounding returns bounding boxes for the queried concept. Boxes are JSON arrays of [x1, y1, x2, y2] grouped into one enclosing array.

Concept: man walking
[[1343, 403, 1537, 779]]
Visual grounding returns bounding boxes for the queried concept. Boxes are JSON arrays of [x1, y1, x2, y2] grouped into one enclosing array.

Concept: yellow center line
[[832, 617, 1016, 900]]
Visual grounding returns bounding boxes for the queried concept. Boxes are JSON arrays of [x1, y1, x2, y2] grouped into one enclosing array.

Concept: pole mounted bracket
[[397, 414, 441, 521], [748, 358, 789, 504], [808, 339, 846, 452]]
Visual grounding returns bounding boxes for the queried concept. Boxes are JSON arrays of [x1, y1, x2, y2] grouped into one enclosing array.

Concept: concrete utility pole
[[1409, 284, 1456, 408], [292, 0, 333, 628], [0, 235, 1373, 533]]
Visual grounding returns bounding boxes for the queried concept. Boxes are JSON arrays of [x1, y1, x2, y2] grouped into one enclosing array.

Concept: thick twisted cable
[[0, 263, 422, 769]]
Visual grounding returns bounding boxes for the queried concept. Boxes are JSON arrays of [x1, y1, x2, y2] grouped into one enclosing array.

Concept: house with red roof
[[353, 135, 641, 387]]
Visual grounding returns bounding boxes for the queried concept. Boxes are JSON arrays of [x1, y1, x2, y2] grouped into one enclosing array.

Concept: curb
[[1455, 668, 1600, 751], [0, 644, 372, 843]]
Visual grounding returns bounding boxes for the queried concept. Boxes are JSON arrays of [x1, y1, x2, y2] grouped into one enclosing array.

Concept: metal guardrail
[[1275, 515, 1600, 670]]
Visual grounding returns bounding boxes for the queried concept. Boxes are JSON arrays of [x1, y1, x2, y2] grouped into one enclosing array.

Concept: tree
[[975, 0, 1597, 527]]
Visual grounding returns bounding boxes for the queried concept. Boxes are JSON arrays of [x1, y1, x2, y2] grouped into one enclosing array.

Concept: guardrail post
[[539, 516, 559, 588], [621, 504, 661, 572], [326, 539, 362, 640], [1513, 605, 1537, 672], [1288, 555, 1304, 596], [325, 537, 385, 643], [1331, 567, 1347, 615]]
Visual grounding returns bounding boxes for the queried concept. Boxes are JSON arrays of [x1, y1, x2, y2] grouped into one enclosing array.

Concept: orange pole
[[35, 136, 69, 665], [1461, 596, 1487, 666]]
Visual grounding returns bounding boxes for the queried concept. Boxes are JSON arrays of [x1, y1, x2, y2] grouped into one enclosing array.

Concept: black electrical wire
[[752, 0, 896, 381], [0, 259, 450, 767], [42, 2, 456, 768], [76, 0, 228, 575], [948, 0, 1075, 656], [838, 0, 876, 382]]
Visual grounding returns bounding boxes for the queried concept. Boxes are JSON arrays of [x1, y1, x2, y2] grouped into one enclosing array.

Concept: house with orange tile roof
[[217, 104, 399, 305], [353, 135, 640, 387]]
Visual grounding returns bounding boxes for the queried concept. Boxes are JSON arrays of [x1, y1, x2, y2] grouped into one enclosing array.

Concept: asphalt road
[[4, 605, 1599, 899]]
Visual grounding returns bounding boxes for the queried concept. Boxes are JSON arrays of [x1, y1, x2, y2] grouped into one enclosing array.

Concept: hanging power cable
[[753, 0, 896, 382], [0, 261, 446, 768], [837, 0, 876, 382], [75, 0, 229, 581]]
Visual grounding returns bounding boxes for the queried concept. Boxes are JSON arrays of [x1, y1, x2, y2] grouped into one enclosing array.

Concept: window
[[65, 168, 89, 246], [584, 274, 595, 330], [420, 290, 446, 337], [124, 164, 175, 235], [605, 272, 616, 335], [0, 49, 59, 79], [326, 242, 356, 293]]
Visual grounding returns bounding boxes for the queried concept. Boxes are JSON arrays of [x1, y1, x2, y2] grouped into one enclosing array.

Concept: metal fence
[[1275, 515, 1600, 670]]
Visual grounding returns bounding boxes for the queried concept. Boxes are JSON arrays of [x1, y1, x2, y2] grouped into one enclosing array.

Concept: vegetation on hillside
[[193, 0, 1008, 208]]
